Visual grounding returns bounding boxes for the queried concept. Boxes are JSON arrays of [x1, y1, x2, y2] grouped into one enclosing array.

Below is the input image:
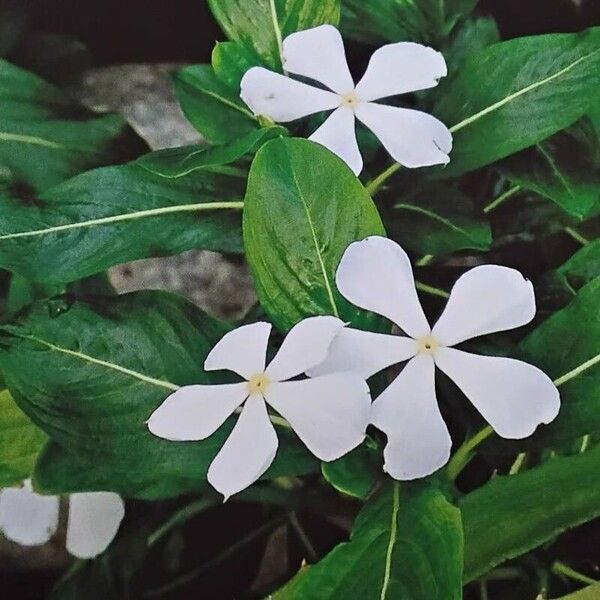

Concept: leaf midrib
[[393, 202, 479, 239]]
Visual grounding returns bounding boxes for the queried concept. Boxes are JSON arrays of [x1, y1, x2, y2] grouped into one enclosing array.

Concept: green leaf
[[436, 28, 600, 176], [0, 389, 47, 486], [137, 126, 286, 178], [275, 482, 463, 600], [0, 157, 245, 284], [0, 291, 315, 499], [208, 0, 341, 70], [173, 65, 258, 143], [554, 583, 600, 600], [243, 138, 385, 332], [0, 59, 141, 192], [515, 278, 600, 447], [387, 184, 491, 256], [501, 120, 600, 219], [462, 445, 600, 582], [321, 441, 381, 499], [554, 240, 600, 293], [212, 41, 264, 90]]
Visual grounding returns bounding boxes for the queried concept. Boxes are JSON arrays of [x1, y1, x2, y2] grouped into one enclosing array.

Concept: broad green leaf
[[275, 482, 463, 599], [208, 0, 340, 70], [243, 138, 385, 332], [0, 291, 315, 499], [341, 0, 477, 45], [501, 120, 600, 219], [462, 445, 600, 582], [555, 583, 600, 600], [387, 185, 491, 255], [435, 28, 600, 176], [212, 41, 263, 90], [0, 157, 244, 284], [321, 442, 380, 499], [0, 389, 47, 486], [0, 59, 141, 192], [518, 278, 600, 446], [173, 65, 258, 143], [137, 126, 286, 178]]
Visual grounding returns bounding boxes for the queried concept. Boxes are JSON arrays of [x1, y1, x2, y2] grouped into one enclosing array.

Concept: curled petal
[[240, 67, 340, 122], [432, 265, 536, 346], [266, 374, 370, 461], [266, 316, 344, 382], [207, 396, 278, 500], [309, 107, 363, 175], [371, 355, 452, 480], [355, 103, 451, 168], [435, 347, 560, 439], [0, 480, 59, 546], [66, 492, 125, 559], [335, 236, 431, 339], [307, 327, 417, 379], [283, 24, 354, 94], [147, 383, 248, 441], [355, 42, 447, 101], [204, 322, 271, 379]]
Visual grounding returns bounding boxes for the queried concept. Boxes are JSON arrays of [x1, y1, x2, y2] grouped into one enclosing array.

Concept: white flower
[[240, 24, 452, 175], [310, 236, 561, 480], [147, 316, 371, 500], [0, 480, 125, 559]]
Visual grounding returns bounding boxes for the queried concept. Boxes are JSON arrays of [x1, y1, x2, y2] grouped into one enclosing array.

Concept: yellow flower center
[[340, 91, 361, 109], [247, 373, 271, 395], [416, 335, 439, 356]]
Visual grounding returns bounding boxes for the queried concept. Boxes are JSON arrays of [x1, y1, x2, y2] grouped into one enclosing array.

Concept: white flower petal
[[309, 107, 363, 175], [432, 265, 536, 346], [355, 42, 447, 102], [66, 492, 125, 559], [207, 396, 278, 500], [355, 102, 452, 168], [0, 480, 59, 546], [307, 327, 417, 379], [266, 374, 370, 461], [240, 66, 340, 122], [335, 236, 431, 338], [371, 355, 452, 480], [147, 383, 248, 441], [266, 316, 344, 382], [204, 322, 271, 379], [282, 24, 354, 94], [435, 347, 560, 439]]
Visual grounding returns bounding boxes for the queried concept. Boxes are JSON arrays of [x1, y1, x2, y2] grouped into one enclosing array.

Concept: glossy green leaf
[[387, 185, 491, 256], [462, 445, 600, 582], [275, 482, 463, 599], [243, 138, 385, 332], [0, 291, 315, 499], [0, 59, 141, 192], [137, 126, 286, 178], [0, 157, 244, 284], [555, 583, 600, 600], [0, 389, 47, 486], [501, 120, 600, 219], [208, 0, 340, 70], [212, 41, 263, 90], [436, 28, 600, 176], [173, 65, 258, 143]]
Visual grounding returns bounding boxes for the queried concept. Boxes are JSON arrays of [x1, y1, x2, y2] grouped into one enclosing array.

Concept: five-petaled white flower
[[310, 236, 561, 480], [147, 316, 371, 500], [240, 24, 452, 175], [0, 480, 124, 559]]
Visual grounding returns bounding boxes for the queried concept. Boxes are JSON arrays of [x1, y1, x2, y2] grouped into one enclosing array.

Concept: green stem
[[365, 163, 401, 195], [483, 185, 522, 214], [416, 254, 434, 267], [415, 280, 450, 299], [446, 425, 494, 481], [564, 227, 589, 246], [552, 561, 597, 586], [289, 511, 318, 563]]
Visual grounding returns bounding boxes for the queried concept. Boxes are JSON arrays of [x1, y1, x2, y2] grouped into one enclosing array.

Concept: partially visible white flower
[[148, 316, 371, 500], [0, 480, 125, 559], [311, 236, 560, 480], [240, 24, 452, 175]]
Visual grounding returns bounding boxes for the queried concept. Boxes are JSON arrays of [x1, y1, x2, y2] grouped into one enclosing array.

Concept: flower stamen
[[416, 335, 439, 356], [340, 91, 361, 110], [247, 373, 271, 395]]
